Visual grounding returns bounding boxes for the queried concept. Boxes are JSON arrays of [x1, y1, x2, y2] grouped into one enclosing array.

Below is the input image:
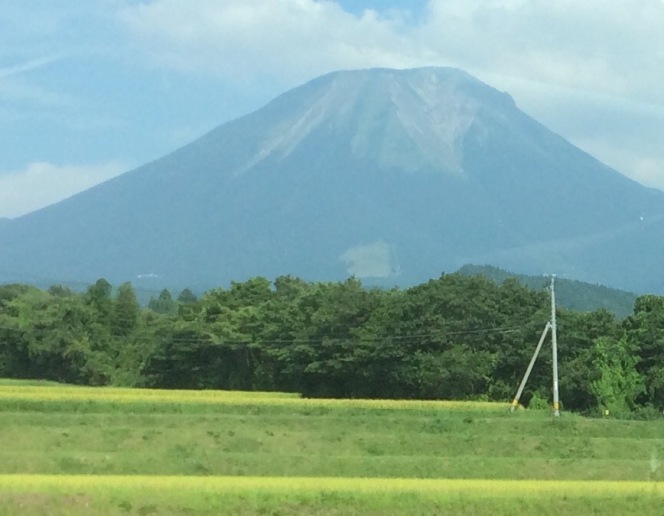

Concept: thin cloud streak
[[0, 54, 67, 80]]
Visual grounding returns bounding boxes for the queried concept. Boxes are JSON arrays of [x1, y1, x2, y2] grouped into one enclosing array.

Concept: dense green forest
[[1, 273, 663, 416]]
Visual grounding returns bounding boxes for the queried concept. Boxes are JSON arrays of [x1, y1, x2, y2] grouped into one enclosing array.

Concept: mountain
[[1, 67, 664, 292], [457, 265, 637, 318]]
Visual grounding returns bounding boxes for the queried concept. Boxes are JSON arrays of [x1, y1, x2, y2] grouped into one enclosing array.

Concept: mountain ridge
[[1, 67, 664, 293]]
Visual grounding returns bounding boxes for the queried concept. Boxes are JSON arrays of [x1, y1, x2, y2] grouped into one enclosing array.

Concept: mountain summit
[[2, 67, 664, 292]]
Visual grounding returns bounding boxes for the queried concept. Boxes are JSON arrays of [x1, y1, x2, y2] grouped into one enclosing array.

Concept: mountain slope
[[457, 265, 638, 317], [1, 67, 664, 292]]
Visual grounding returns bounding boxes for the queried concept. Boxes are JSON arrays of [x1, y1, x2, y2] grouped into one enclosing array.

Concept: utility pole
[[550, 275, 560, 417], [510, 275, 561, 416]]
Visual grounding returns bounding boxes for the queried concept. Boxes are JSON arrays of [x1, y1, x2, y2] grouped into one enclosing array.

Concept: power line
[[0, 320, 542, 347]]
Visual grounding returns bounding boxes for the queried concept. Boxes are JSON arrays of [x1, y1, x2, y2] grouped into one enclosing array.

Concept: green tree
[[407, 345, 495, 399], [554, 308, 620, 412], [623, 295, 664, 408], [177, 288, 198, 304], [85, 278, 113, 328], [1, 289, 110, 384], [47, 285, 75, 297], [140, 319, 214, 388], [113, 282, 140, 337], [590, 335, 644, 415], [148, 289, 178, 315]]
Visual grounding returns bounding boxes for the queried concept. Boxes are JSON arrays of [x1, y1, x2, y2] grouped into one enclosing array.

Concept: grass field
[[1, 379, 663, 514]]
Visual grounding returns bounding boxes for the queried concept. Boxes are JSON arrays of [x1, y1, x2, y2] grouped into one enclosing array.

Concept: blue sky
[[2, 0, 664, 218]]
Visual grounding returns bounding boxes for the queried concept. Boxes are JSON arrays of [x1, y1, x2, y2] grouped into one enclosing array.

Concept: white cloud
[[573, 136, 664, 192], [629, 158, 664, 191], [117, 0, 664, 107], [421, 0, 664, 106], [0, 161, 129, 219], [117, 0, 425, 85]]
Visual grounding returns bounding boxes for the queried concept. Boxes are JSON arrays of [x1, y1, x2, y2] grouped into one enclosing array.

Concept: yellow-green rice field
[[1, 380, 663, 514], [0, 382, 500, 409]]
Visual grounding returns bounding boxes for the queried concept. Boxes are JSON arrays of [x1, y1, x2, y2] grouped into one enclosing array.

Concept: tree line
[[1, 273, 662, 416]]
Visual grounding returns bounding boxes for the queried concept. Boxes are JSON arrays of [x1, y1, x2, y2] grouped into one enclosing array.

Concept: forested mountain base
[[1, 273, 663, 416]]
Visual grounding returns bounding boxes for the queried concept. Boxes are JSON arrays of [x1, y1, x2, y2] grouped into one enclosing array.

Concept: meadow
[[1, 379, 663, 514]]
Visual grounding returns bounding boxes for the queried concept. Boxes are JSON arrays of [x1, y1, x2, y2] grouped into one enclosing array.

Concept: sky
[[1, 0, 664, 218]]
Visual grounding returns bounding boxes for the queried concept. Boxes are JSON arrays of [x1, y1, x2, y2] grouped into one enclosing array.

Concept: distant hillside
[[457, 265, 637, 317]]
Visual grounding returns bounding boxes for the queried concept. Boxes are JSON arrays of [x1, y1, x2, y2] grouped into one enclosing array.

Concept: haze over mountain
[[1, 67, 664, 293]]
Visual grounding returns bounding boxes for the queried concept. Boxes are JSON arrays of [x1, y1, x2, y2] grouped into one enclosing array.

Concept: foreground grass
[[2, 382, 664, 514], [2, 475, 663, 515], [2, 406, 662, 480]]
